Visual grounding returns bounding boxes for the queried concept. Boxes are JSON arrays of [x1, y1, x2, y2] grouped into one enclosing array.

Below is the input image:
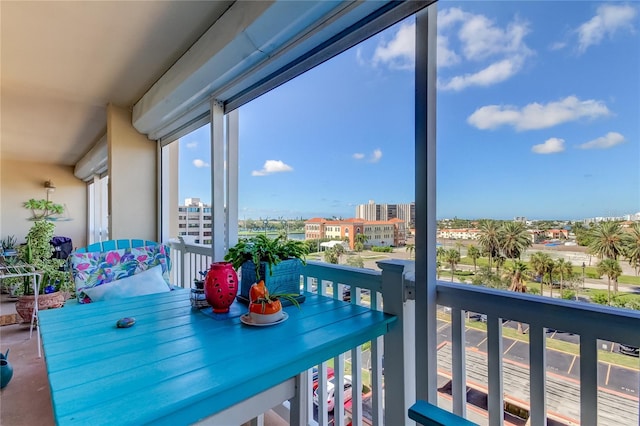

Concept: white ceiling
[[0, 1, 232, 165], [1, 1, 431, 167]]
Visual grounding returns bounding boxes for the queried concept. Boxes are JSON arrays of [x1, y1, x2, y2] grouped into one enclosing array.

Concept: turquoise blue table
[[38, 289, 396, 425]]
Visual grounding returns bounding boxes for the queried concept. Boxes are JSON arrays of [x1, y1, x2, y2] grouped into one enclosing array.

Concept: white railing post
[[378, 259, 415, 426], [177, 236, 187, 288]]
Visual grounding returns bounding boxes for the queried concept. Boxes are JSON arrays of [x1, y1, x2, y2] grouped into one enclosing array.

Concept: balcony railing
[[168, 240, 640, 426], [432, 281, 640, 426]]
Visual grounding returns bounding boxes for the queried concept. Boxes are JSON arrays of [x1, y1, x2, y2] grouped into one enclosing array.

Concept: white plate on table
[[240, 312, 288, 327]]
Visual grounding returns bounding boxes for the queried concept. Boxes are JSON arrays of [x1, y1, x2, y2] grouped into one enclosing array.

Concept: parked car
[[313, 375, 353, 411], [618, 344, 639, 357], [312, 366, 335, 390]]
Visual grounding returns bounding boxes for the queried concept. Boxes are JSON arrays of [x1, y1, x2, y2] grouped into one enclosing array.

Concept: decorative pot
[[15, 291, 65, 323], [0, 349, 13, 389], [204, 262, 238, 313], [249, 298, 283, 324]]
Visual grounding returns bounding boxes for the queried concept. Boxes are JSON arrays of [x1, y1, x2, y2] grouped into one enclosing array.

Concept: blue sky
[[179, 1, 639, 221]]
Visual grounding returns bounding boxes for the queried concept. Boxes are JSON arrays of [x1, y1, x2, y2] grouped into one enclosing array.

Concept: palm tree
[[443, 249, 460, 282], [405, 243, 415, 260], [529, 252, 553, 296], [354, 233, 369, 252], [597, 258, 622, 305], [455, 241, 463, 256], [499, 222, 532, 260], [589, 221, 625, 260], [436, 246, 446, 261], [506, 261, 528, 293], [554, 258, 574, 295], [494, 254, 506, 275], [467, 245, 481, 272], [505, 260, 528, 333], [623, 222, 640, 276], [478, 220, 500, 270]]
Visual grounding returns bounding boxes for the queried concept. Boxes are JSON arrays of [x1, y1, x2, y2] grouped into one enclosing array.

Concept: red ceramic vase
[[204, 262, 238, 313]]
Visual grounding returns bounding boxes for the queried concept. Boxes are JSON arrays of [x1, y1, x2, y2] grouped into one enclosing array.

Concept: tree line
[[438, 220, 640, 307]]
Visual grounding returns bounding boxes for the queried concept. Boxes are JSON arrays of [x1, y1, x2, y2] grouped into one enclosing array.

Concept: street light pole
[[582, 262, 586, 290]]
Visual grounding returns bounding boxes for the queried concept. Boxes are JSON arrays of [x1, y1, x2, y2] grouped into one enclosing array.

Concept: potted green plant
[[14, 219, 72, 323], [1, 235, 18, 256], [225, 233, 309, 304]]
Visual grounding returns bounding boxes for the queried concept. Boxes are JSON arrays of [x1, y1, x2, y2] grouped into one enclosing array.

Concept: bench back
[[76, 239, 159, 253], [69, 240, 172, 304]]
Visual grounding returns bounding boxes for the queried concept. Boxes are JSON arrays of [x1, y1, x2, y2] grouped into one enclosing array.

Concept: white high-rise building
[[355, 200, 415, 228], [177, 198, 212, 245]]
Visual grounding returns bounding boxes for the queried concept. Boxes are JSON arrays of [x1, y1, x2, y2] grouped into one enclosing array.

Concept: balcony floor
[[0, 323, 288, 425]]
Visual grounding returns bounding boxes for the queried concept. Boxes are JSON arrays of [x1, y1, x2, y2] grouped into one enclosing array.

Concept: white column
[[227, 109, 239, 248], [210, 100, 226, 261]]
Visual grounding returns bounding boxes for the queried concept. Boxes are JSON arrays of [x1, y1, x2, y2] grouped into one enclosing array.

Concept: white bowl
[[250, 310, 284, 324]]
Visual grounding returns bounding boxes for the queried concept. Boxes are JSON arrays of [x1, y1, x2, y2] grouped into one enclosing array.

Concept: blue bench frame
[[409, 401, 477, 426]]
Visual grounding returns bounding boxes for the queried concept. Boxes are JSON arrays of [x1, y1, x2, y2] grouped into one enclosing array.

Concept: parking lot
[[436, 317, 640, 398]]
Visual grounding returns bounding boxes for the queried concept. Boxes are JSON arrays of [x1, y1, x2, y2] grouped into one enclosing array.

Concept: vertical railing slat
[[580, 334, 598, 426], [486, 314, 504, 426], [370, 291, 384, 425], [451, 308, 467, 417], [351, 345, 363, 425], [529, 322, 547, 426]]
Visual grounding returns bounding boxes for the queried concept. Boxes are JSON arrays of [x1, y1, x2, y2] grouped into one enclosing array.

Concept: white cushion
[[83, 265, 170, 302]]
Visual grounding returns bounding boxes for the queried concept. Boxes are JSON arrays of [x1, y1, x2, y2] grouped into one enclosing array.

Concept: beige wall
[[107, 104, 157, 240], [0, 160, 87, 248]]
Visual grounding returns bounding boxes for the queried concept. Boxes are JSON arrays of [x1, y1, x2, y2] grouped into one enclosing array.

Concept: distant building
[[355, 200, 415, 227], [546, 229, 569, 240], [304, 217, 406, 249], [177, 198, 212, 245], [437, 228, 481, 240]]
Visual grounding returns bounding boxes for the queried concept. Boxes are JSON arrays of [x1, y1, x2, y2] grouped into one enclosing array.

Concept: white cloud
[[369, 7, 532, 91], [532, 138, 565, 154], [370, 149, 383, 163], [437, 35, 461, 68], [576, 4, 637, 53], [437, 8, 533, 91], [193, 159, 209, 168], [458, 14, 531, 61], [467, 96, 611, 131], [251, 160, 293, 176], [549, 41, 567, 51], [579, 132, 626, 150], [438, 7, 468, 30], [438, 56, 525, 91], [353, 149, 382, 163], [372, 22, 415, 70], [185, 141, 197, 149]]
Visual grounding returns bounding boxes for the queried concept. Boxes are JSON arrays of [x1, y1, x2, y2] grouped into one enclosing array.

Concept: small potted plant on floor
[[1, 235, 18, 257], [225, 233, 309, 305]]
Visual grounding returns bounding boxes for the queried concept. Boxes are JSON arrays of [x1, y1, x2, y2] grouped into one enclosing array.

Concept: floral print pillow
[[70, 244, 171, 304]]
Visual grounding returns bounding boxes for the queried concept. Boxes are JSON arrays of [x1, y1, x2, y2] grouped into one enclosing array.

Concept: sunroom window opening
[[160, 123, 212, 246], [237, 16, 416, 266]]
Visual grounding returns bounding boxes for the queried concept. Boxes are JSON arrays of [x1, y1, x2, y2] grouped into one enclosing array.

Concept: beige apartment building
[[304, 217, 406, 249]]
